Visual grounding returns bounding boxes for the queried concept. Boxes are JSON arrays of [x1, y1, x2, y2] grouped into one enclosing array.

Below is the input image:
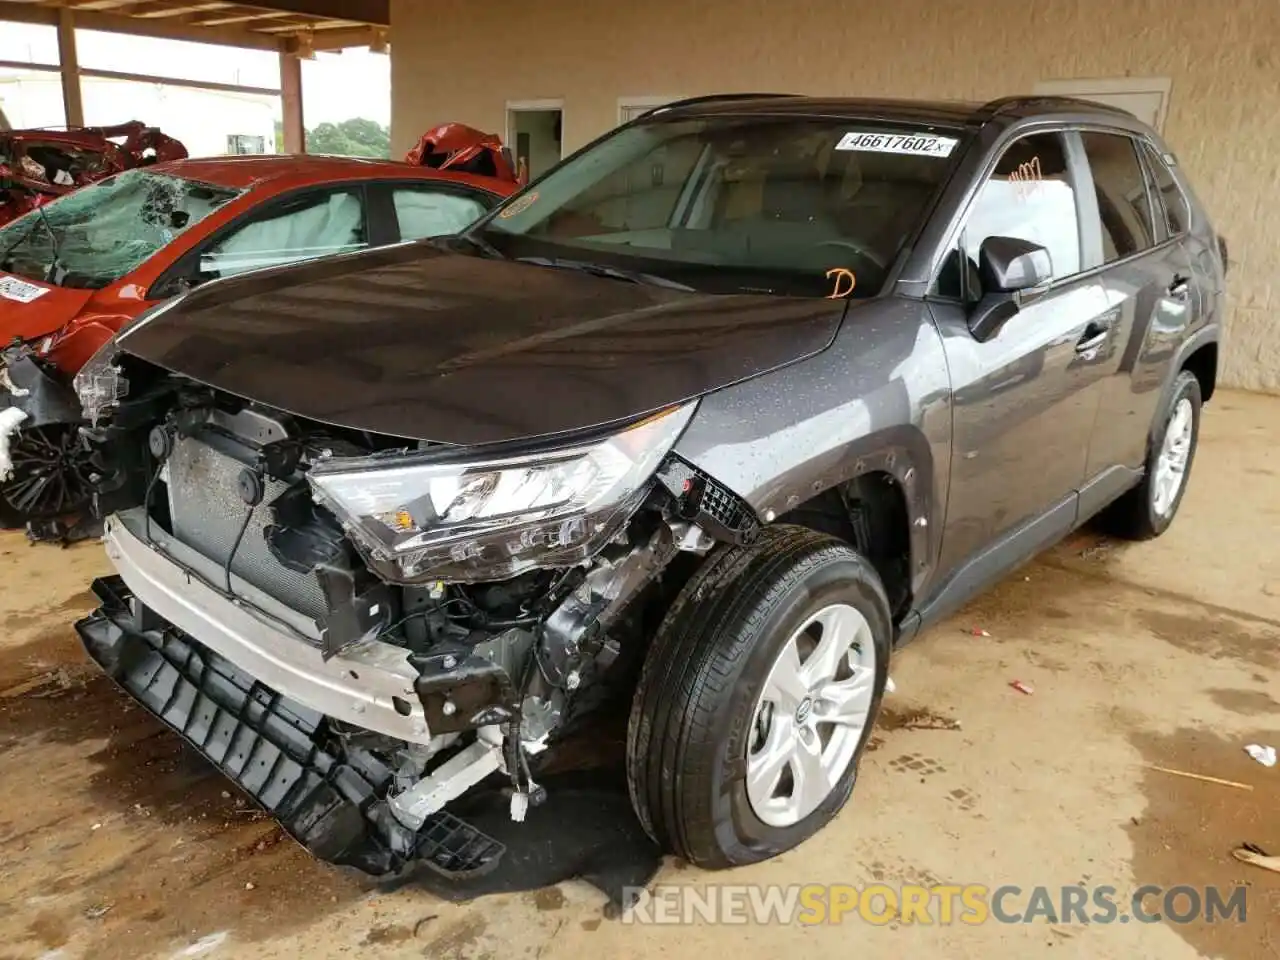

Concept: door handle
[[1075, 319, 1112, 354], [1167, 274, 1191, 301]]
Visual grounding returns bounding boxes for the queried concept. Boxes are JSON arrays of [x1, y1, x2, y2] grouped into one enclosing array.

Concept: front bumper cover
[[76, 575, 506, 878]]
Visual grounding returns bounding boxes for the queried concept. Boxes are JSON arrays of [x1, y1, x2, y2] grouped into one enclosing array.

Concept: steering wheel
[[816, 238, 889, 273]]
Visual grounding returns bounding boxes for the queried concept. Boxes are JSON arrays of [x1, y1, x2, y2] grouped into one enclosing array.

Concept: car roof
[[139, 154, 510, 192], [645, 93, 1143, 130]]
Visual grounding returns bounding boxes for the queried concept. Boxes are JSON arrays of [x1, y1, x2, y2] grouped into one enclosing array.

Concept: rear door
[[371, 181, 500, 242], [1077, 130, 1200, 507]]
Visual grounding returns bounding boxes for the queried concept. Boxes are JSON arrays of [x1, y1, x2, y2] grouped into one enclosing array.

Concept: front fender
[[674, 303, 952, 600]]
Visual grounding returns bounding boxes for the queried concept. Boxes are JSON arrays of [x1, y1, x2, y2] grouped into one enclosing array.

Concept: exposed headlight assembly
[[308, 403, 696, 583]]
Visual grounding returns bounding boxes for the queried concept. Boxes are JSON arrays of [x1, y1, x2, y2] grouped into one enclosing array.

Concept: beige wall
[[391, 0, 1280, 391]]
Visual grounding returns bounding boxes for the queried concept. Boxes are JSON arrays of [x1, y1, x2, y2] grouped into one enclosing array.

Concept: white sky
[[0, 22, 390, 126]]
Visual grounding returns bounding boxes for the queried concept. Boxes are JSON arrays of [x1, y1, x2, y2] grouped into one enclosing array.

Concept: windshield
[[474, 116, 964, 297], [0, 169, 243, 289]]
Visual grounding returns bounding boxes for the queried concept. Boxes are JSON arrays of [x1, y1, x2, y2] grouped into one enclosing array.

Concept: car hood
[[0, 271, 93, 343], [116, 243, 850, 446]]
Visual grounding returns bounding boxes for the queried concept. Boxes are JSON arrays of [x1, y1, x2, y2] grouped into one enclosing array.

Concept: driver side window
[[938, 132, 1082, 301], [199, 188, 368, 281]]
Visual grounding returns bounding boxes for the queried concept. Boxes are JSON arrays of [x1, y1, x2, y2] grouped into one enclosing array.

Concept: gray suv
[[72, 94, 1223, 880]]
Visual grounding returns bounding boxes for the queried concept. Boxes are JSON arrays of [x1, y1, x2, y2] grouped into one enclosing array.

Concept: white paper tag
[[835, 131, 959, 157], [0, 276, 51, 304]]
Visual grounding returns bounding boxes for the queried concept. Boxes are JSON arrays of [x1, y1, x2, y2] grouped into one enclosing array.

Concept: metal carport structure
[[0, 0, 389, 151]]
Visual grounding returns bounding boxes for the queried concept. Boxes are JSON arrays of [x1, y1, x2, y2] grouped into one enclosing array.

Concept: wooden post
[[56, 8, 84, 128], [279, 52, 304, 153]]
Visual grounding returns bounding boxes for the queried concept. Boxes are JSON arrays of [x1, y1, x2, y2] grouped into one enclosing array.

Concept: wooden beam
[[279, 50, 304, 153], [237, 0, 386, 26], [1, 1, 376, 50], [0, 2, 59, 27], [0, 1, 287, 50], [303, 24, 383, 50], [0, 59, 280, 96], [191, 8, 291, 26], [56, 7, 85, 127]]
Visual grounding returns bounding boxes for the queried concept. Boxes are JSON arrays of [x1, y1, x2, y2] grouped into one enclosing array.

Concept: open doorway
[[507, 100, 563, 182]]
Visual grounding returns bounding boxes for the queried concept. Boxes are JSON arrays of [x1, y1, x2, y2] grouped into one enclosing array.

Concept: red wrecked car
[[0, 141, 518, 534], [0, 121, 188, 228]]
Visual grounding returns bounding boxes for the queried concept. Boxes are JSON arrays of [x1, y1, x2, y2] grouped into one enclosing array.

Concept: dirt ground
[[1, 389, 1277, 960]]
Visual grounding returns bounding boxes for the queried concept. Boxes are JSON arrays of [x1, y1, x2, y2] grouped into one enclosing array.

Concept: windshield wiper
[[514, 255, 693, 291], [34, 204, 65, 284], [0, 216, 43, 273], [0, 204, 62, 282]]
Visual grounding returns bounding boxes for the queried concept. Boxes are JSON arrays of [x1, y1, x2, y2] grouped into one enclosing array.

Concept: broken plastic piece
[[1244, 744, 1277, 768], [1009, 680, 1034, 695], [969, 626, 992, 637], [0, 407, 29, 482], [510, 790, 529, 823], [886, 676, 896, 695]]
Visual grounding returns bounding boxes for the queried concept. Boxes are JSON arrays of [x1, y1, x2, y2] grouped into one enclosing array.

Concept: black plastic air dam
[[74, 576, 504, 880]]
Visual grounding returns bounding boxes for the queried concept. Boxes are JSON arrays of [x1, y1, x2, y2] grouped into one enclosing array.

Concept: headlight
[[308, 403, 696, 583], [72, 299, 178, 425]]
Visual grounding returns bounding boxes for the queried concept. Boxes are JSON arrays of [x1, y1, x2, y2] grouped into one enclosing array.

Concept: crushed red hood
[[0, 272, 93, 344]]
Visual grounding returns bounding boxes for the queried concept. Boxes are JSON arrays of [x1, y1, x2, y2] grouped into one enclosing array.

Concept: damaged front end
[[73, 353, 757, 879]]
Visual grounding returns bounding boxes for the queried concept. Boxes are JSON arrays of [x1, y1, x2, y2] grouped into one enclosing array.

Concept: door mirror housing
[[968, 236, 1053, 342]]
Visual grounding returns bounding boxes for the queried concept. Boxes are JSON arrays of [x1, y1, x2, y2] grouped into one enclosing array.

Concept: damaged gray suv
[[73, 94, 1224, 878]]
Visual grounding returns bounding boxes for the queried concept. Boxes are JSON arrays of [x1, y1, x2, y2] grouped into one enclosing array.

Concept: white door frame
[[617, 95, 682, 124], [505, 98, 565, 160], [1033, 77, 1172, 131]]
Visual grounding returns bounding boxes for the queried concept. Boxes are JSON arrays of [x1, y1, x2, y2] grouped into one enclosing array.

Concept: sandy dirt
[[1, 389, 1277, 960]]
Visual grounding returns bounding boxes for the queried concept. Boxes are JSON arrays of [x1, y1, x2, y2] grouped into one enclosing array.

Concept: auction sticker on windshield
[[0, 276, 51, 304], [835, 131, 958, 157]]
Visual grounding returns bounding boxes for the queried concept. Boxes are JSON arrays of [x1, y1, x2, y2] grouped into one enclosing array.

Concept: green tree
[[305, 118, 390, 158]]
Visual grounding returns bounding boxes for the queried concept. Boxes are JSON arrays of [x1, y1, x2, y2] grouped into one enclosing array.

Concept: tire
[[626, 524, 892, 869], [0, 423, 95, 529], [1101, 369, 1202, 541]]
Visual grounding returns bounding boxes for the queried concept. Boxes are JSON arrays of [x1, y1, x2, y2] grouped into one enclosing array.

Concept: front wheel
[[0, 424, 95, 528], [626, 525, 892, 869]]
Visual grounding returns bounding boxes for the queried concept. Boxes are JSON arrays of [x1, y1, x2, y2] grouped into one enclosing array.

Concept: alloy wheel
[[1, 425, 95, 520], [746, 602, 877, 828], [1152, 397, 1193, 518]]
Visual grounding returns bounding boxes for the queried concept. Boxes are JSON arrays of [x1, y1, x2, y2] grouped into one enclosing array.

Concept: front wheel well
[[1181, 341, 1217, 403], [776, 472, 912, 618]]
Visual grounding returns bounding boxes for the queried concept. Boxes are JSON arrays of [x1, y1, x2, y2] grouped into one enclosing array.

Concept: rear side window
[[1081, 132, 1154, 261], [1140, 143, 1190, 236], [392, 186, 490, 241]]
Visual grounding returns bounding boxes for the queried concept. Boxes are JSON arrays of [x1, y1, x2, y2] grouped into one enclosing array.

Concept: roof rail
[[970, 94, 1133, 123], [632, 92, 799, 120]]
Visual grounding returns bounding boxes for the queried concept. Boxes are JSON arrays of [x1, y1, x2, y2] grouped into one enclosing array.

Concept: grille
[[166, 436, 328, 622]]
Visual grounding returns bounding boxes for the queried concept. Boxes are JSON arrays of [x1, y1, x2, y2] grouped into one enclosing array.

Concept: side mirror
[[968, 236, 1053, 342]]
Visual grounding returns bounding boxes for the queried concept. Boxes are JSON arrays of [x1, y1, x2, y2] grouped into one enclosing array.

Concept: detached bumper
[[76, 576, 506, 878]]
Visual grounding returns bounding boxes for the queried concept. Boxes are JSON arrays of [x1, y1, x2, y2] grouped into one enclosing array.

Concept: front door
[[928, 130, 1112, 581]]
